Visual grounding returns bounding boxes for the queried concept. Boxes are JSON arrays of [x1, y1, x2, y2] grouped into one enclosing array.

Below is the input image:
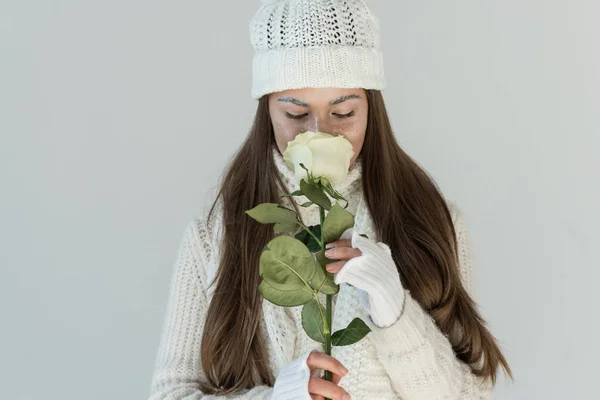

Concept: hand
[[270, 349, 351, 400], [307, 351, 351, 400], [322, 226, 360, 273], [324, 228, 405, 328], [324, 241, 361, 275]]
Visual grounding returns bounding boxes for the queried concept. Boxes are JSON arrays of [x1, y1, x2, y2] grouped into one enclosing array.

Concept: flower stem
[[319, 205, 333, 391]]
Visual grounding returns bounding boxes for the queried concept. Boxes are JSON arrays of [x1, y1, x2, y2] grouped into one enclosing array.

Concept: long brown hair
[[199, 90, 512, 395]]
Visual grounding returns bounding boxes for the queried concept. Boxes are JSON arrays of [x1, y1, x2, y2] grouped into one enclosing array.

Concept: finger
[[324, 246, 362, 261], [325, 260, 346, 274], [306, 351, 348, 384], [311, 395, 325, 400], [308, 377, 350, 400], [314, 368, 344, 385], [330, 370, 343, 386], [325, 239, 352, 249]]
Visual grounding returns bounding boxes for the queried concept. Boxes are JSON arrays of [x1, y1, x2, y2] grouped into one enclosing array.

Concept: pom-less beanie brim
[[251, 45, 386, 99]]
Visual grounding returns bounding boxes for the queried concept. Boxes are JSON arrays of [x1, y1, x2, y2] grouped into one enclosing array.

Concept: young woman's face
[[268, 87, 368, 166]]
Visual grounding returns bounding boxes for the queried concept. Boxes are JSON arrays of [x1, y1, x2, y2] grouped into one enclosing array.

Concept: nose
[[303, 115, 343, 136]]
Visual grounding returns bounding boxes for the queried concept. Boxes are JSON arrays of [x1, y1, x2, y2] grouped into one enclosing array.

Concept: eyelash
[[285, 111, 355, 120]]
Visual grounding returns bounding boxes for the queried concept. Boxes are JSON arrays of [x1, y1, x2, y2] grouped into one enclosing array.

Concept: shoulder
[[444, 199, 476, 295], [445, 199, 472, 242], [174, 218, 209, 283], [443, 198, 473, 248], [178, 196, 225, 285], [183, 196, 224, 256], [445, 198, 465, 227]]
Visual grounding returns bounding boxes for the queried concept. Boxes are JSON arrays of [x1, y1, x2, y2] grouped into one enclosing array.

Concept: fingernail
[[325, 249, 333, 257], [325, 242, 334, 249], [340, 366, 348, 375], [326, 265, 335, 272], [343, 394, 351, 400]]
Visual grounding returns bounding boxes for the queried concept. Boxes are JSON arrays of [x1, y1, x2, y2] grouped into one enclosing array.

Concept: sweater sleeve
[[367, 201, 493, 399], [148, 217, 274, 400]]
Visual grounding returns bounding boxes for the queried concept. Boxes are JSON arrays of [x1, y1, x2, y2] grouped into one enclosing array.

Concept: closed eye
[[285, 112, 308, 120], [333, 111, 355, 119]]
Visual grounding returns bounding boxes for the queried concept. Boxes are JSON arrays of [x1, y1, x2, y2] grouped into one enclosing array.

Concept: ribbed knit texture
[[269, 349, 314, 400], [333, 229, 405, 328], [249, 0, 386, 99], [148, 143, 493, 399]]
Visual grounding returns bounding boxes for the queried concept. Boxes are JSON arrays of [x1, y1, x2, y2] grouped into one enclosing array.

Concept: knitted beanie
[[249, 0, 386, 99]]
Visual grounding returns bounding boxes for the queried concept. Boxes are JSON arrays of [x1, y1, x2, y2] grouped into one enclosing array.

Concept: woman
[[149, 0, 511, 399]]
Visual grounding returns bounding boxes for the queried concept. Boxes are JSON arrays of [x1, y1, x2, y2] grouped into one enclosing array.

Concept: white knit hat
[[249, 0, 386, 99]]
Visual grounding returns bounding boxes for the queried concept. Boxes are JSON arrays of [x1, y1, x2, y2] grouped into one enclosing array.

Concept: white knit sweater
[[149, 144, 493, 399]]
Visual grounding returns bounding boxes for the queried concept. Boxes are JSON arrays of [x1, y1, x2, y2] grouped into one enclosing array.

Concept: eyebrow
[[330, 94, 362, 105], [278, 96, 309, 107], [278, 94, 362, 107]]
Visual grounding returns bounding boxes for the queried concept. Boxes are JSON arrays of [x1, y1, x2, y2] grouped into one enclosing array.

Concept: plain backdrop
[[1, 1, 598, 399]]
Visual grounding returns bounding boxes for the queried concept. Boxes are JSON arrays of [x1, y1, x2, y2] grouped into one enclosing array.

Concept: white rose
[[282, 131, 355, 188]]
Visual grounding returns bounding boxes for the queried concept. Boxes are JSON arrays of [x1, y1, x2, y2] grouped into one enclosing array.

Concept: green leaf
[[294, 225, 322, 253], [311, 250, 339, 295], [301, 298, 326, 344], [321, 180, 348, 208], [294, 228, 308, 244], [280, 190, 304, 198], [322, 203, 355, 243], [306, 225, 322, 252], [316, 249, 335, 266], [300, 179, 331, 211], [331, 318, 372, 346], [273, 222, 300, 234], [259, 236, 317, 291], [258, 279, 313, 307], [299, 201, 314, 207], [245, 203, 300, 233]]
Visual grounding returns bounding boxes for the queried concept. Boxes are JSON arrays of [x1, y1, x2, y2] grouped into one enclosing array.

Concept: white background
[[1, 1, 598, 399]]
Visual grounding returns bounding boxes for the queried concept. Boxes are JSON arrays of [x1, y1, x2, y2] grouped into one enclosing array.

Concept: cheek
[[271, 112, 324, 142], [272, 119, 306, 142], [329, 118, 367, 151], [271, 115, 309, 152]]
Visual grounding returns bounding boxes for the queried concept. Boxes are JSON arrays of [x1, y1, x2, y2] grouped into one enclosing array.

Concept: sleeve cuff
[[270, 349, 314, 400]]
